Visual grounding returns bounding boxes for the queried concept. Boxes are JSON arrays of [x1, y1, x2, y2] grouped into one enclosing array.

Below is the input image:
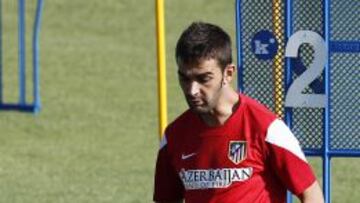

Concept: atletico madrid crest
[[228, 141, 247, 165]]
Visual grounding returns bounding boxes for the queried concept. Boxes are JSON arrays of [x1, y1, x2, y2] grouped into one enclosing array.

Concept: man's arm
[[298, 181, 324, 203], [155, 200, 183, 203], [154, 135, 185, 202]]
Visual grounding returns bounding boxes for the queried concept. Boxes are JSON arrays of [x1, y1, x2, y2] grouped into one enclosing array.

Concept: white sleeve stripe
[[159, 134, 167, 149], [265, 119, 307, 162]]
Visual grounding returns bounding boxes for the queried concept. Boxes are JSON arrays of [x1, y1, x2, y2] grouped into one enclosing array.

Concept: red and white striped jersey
[[154, 94, 316, 203]]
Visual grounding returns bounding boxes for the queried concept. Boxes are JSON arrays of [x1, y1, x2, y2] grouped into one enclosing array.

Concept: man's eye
[[198, 77, 211, 83]]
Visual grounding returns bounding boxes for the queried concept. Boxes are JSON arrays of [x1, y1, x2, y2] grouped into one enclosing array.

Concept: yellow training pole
[[272, 0, 284, 119], [155, 0, 168, 139]]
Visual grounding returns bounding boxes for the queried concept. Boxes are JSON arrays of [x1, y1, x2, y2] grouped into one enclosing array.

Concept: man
[[153, 22, 324, 203]]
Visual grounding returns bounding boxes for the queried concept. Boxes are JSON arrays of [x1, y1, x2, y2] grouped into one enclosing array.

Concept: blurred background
[[0, 0, 357, 202]]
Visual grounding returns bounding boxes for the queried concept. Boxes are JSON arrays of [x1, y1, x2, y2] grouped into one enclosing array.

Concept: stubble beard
[[187, 87, 223, 115], [185, 74, 225, 114]]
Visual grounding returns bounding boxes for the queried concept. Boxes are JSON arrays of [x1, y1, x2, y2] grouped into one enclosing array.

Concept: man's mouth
[[188, 98, 203, 106]]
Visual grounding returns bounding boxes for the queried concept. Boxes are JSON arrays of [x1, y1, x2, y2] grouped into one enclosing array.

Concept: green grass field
[[0, 0, 358, 202]]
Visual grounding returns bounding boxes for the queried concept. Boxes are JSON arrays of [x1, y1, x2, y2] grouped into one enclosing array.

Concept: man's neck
[[200, 89, 240, 127]]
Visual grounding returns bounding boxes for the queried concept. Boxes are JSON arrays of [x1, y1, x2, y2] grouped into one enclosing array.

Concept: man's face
[[177, 58, 224, 114]]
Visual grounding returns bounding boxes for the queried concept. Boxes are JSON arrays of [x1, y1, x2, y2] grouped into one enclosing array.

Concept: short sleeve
[[265, 119, 316, 195], [153, 136, 184, 202]]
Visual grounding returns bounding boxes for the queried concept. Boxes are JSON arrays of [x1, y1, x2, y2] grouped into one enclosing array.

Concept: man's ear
[[223, 64, 236, 85]]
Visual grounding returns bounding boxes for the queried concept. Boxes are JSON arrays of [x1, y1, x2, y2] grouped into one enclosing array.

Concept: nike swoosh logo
[[181, 153, 197, 160]]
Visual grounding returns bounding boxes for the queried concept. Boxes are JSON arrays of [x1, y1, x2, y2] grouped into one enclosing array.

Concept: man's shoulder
[[165, 109, 196, 135], [240, 94, 278, 126], [241, 94, 276, 115]]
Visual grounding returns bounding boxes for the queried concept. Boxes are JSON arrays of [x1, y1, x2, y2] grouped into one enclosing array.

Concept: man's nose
[[188, 81, 200, 96]]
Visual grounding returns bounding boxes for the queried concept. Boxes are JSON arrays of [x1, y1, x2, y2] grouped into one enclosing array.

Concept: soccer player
[[153, 22, 324, 203]]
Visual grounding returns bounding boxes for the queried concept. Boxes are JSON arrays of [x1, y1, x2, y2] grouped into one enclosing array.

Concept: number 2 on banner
[[285, 31, 327, 108]]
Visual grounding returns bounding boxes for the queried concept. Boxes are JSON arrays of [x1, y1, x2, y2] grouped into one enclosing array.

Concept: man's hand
[[298, 181, 324, 203]]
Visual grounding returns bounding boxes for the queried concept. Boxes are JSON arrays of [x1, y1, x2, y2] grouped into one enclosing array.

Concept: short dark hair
[[175, 22, 232, 70]]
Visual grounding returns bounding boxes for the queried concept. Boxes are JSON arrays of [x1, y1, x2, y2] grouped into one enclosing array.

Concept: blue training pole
[[18, 0, 26, 105], [0, 0, 2, 103], [32, 0, 44, 113], [285, 0, 293, 202], [323, 0, 331, 202]]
